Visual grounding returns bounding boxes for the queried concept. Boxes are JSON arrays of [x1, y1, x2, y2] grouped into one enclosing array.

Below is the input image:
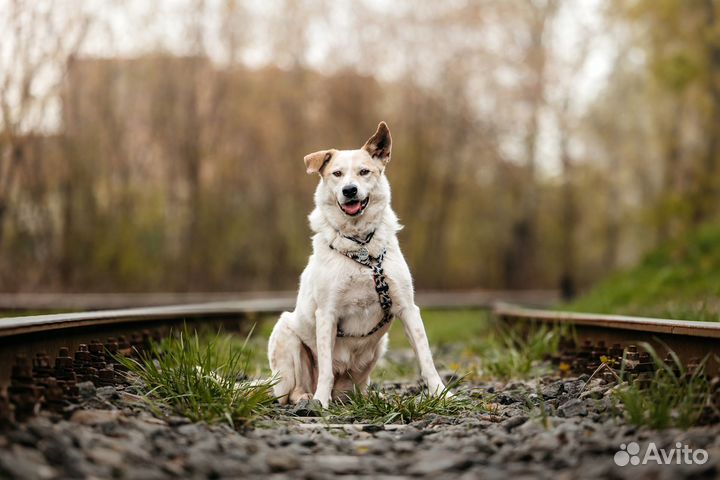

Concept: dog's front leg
[[313, 307, 336, 408], [399, 305, 447, 395]]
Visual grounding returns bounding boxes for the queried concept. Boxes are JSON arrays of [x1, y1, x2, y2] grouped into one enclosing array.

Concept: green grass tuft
[[116, 327, 276, 428], [328, 381, 485, 424], [463, 322, 569, 380], [614, 343, 715, 429]]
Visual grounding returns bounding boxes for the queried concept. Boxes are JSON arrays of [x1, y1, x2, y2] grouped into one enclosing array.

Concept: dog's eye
[[332, 171, 342, 177], [359, 169, 370, 176]]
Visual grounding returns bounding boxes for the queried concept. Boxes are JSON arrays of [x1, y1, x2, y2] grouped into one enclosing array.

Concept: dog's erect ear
[[304, 149, 336, 175], [362, 121, 392, 163]]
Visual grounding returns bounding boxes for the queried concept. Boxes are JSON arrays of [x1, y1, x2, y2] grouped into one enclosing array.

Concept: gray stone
[[70, 408, 122, 425], [26, 416, 56, 440], [407, 452, 473, 475], [540, 381, 564, 399], [398, 427, 425, 442], [77, 381, 96, 398], [292, 398, 323, 417], [162, 458, 186, 476], [7, 428, 38, 447], [166, 415, 191, 426], [562, 379, 585, 396], [392, 440, 416, 453], [502, 415, 528, 431], [469, 436, 496, 454], [362, 423, 385, 433], [0, 445, 56, 479], [122, 466, 168, 480], [95, 386, 118, 400], [517, 419, 547, 436], [38, 435, 77, 465], [526, 431, 560, 452], [185, 448, 217, 474], [177, 422, 206, 438], [87, 446, 124, 468], [282, 433, 317, 448], [497, 391, 527, 405], [460, 417, 484, 427], [213, 458, 251, 477], [129, 416, 168, 436], [266, 452, 301, 472], [367, 439, 394, 455], [192, 436, 220, 453], [311, 455, 364, 474], [557, 398, 588, 418]]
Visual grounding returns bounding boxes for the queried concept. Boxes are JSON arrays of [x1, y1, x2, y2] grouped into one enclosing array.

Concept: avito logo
[[614, 442, 708, 467]]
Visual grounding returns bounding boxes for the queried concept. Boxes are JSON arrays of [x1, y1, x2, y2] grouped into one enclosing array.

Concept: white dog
[[268, 122, 447, 408]]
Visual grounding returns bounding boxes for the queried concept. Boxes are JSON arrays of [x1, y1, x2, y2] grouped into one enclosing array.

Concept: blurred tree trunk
[[423, 133, 463, 286], [0, 142, 23, 251], [181, 2, 207, 289], [656, 102, 683, 245], [180, 66, 204, 290], [505, 0, 557, 289], [693, 0, 720, 223], [401, 85, 435, 275], [267, 67, 307, 287], [59, 172, 75, 286], [421, 72, 469, 286], [559, 130, 577, 300], [604, 155, 621, 269], [0, 3, 89, 287]]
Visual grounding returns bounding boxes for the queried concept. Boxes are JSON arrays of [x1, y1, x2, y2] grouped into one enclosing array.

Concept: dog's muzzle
[[338, 196, 369, 216]]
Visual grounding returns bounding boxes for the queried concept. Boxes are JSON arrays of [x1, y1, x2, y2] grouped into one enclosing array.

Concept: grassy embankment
[[565, 223, 720, 321]]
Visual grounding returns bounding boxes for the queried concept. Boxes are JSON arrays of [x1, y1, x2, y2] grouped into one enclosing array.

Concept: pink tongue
[[343, 202, 362, 215]]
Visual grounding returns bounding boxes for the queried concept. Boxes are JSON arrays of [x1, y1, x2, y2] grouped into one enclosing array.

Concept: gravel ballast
[[1, 375, 718, 479]]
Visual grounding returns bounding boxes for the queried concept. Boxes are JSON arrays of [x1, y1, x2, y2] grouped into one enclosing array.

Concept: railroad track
[[494, 303, 720, 377], [1, 292, 718, 424], [0, 291, 557, 406]]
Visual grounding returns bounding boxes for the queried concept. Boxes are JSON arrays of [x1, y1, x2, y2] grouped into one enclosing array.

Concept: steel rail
[[0, 300, 290, 339], [493, 303, 720, 375], [494, 303, 720, 338]]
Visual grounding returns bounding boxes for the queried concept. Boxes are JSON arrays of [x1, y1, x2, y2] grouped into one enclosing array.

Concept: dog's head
[[305, 122, 392, 226]]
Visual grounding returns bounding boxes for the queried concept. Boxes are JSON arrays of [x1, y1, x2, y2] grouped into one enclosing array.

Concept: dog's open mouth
[[338, 197, 369, 216]]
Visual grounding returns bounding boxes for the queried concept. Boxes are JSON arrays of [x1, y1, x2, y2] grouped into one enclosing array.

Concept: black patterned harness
[[329, 231, 394, 338]]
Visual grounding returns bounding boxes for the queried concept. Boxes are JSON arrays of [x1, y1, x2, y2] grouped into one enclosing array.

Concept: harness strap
[[328, 244, 394, 338], [342, 230, 374, 245]]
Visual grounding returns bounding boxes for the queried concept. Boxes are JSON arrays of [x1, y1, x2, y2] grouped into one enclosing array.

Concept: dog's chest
[[335, 267, 386, 336]]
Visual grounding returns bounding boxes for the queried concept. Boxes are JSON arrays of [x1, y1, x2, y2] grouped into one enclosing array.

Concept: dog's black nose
[[342, 185, 358, 198]]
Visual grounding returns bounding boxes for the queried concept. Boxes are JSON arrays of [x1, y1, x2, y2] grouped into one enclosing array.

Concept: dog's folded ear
[[304, 149, 336, 175], [363, 121, 392, 164]]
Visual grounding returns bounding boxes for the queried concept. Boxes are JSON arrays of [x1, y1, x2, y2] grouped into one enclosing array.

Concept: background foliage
[[2, 0, 720, 296]]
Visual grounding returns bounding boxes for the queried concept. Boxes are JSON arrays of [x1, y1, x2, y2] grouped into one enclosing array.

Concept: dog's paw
[[293, 393, 313, 402], [312, 394, 331, 409], [427, 382, 450, 397]]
